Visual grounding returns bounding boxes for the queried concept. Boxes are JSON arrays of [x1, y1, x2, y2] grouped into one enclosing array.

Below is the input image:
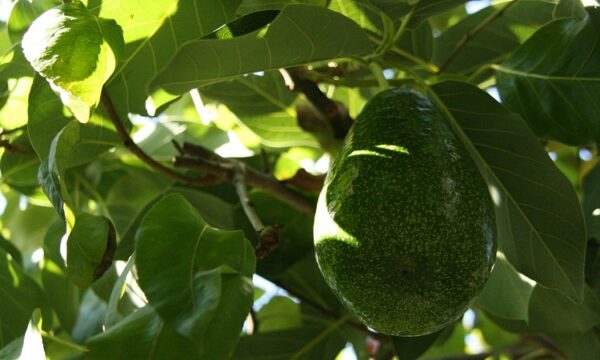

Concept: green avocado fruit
[[313, 88, 497, 336]]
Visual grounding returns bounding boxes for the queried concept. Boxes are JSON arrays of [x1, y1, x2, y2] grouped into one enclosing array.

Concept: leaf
[[256, 296, 302, 332], [202, 72, 319, 148], [44, 120, 119, 213], [554, 0, 586, 19], [391, 328, 445, 360], [433, 0, 556, 73], [477, 255, 534, 321], [22, 2, 123, 121], [583, 161, 600, 241], [135, 193, 256, 359], [87, 305, 200, 360], [41, 219, 80, 333], [0, 76, 32, 130], [495, 8, 600, 145], [432, 81, 586, 302], [27, 75, 70, 160], [95, 0, 242, 115], [66, 213, 116, 288], [0, 235, 22, 266], [37, 161, 64, 217], [70, 289, 108, 343], [235, 322, 347, 360], [237, 0, 326, 15], [527, 285, 600, 333], [368, 0, 468, 23], [103, 253, 135, 330], [548, 328, 600, 360], [0, 247, 48, 347], [150, 4, 373, 95], [0, 132, 40, 190]]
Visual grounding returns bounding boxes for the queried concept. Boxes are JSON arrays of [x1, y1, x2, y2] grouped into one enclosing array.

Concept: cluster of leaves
[[0, 0, 599, 359]]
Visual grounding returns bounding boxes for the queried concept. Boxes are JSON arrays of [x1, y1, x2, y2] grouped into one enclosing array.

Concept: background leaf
[[432, 81, 586, 302], [496, 8, 600, 145]]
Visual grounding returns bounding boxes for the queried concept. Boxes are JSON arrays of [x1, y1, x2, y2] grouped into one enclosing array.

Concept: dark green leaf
[[37, 161, 64, 217], [235, 323, 347, 359], [369, 0, 468, 23], [103, 254, 135, 330], [70, 290, 108, 343], [392, 328, 445, 360], [549, 328, 600, 360], [150, 4, 373, 95], [87, 305, 200, 360], [66, 213, 116, 287], [97, 0, 242, 115], [136, 194, 255, 358], [0, 247, 48, 347], [433, 1, 556, 73], [477, 256, 534, 321], [41, 219, 79, 332], [583, 161, 600, 241], [0, 132, 40, 190], [0, 235, 22, 266], [496, 8, 600, 145], [432, 81, 586, 302]]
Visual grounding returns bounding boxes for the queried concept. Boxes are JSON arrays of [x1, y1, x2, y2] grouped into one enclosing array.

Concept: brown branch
[[174, 155, 316, 216], [0, 139, 29, 154], [283, 169, 325, 192], [437, 0, 520, 74], [101, 91, 215, 187], [284, 67, 353, 139]]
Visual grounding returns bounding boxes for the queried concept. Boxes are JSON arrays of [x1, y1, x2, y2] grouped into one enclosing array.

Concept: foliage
[[0, 0, 599, 359]]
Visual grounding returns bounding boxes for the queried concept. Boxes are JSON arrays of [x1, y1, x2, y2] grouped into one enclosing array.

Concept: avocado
[[313, 88, 496, 336]]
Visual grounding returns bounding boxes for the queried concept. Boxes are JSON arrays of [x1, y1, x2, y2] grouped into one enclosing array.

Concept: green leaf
[[41, 219, 80, 332], [202, 72, 318, 148], [103, 253, 135, 330], [27, 75, 70, 160], [235, 322, 347, 359], [527, 285, 600, 333], [477, 256, 534, 321], [548, 328, 600, 360], [0, 235, 22, 266], [0, 77, 32, 129], [256, 296, 302, 332], [66, 213, 116, 288], [432, 81, 586, 302], [554, 0, 586, 19], [22, 2, 124, 121], [135, 193, 255, 358], [495, 8, 600, 145], [37, 161, 64, 217], [150, 4, 373, 95], [583, 161, 600, 241], [433, 0, 556, 73], [70, 289, 108, 343], [368, 0, 468, 23], [96, 0, 242, 115], [44, 120, 119, 213], [391, 328, 445, 360], [238, 0, 326, 14], [0, 132, 40, 190], [0, 247, 48, 347], [87, 305, 200, 360]]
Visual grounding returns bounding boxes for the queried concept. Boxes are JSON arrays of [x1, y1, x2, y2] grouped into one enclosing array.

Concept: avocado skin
[[313, 88, 496, 336]]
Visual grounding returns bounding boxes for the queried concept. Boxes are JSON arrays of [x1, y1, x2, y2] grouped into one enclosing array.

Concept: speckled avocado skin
[[313, 88, 496, 336]]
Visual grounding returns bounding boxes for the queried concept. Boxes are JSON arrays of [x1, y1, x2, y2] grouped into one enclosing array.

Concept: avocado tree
[[0, 0, 599, 359]]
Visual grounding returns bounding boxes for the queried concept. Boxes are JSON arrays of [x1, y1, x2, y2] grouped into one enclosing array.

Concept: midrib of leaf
[[289, 314, 350, 360], [494, 64, 600, 81], [427, 85, 581, 299]]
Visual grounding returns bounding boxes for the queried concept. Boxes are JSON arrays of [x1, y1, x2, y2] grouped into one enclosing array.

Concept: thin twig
[[437, 0, 520, 74], [174, 155, 316, 216], [235, 162, 265, 231], [101, 91, 215, 187]]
